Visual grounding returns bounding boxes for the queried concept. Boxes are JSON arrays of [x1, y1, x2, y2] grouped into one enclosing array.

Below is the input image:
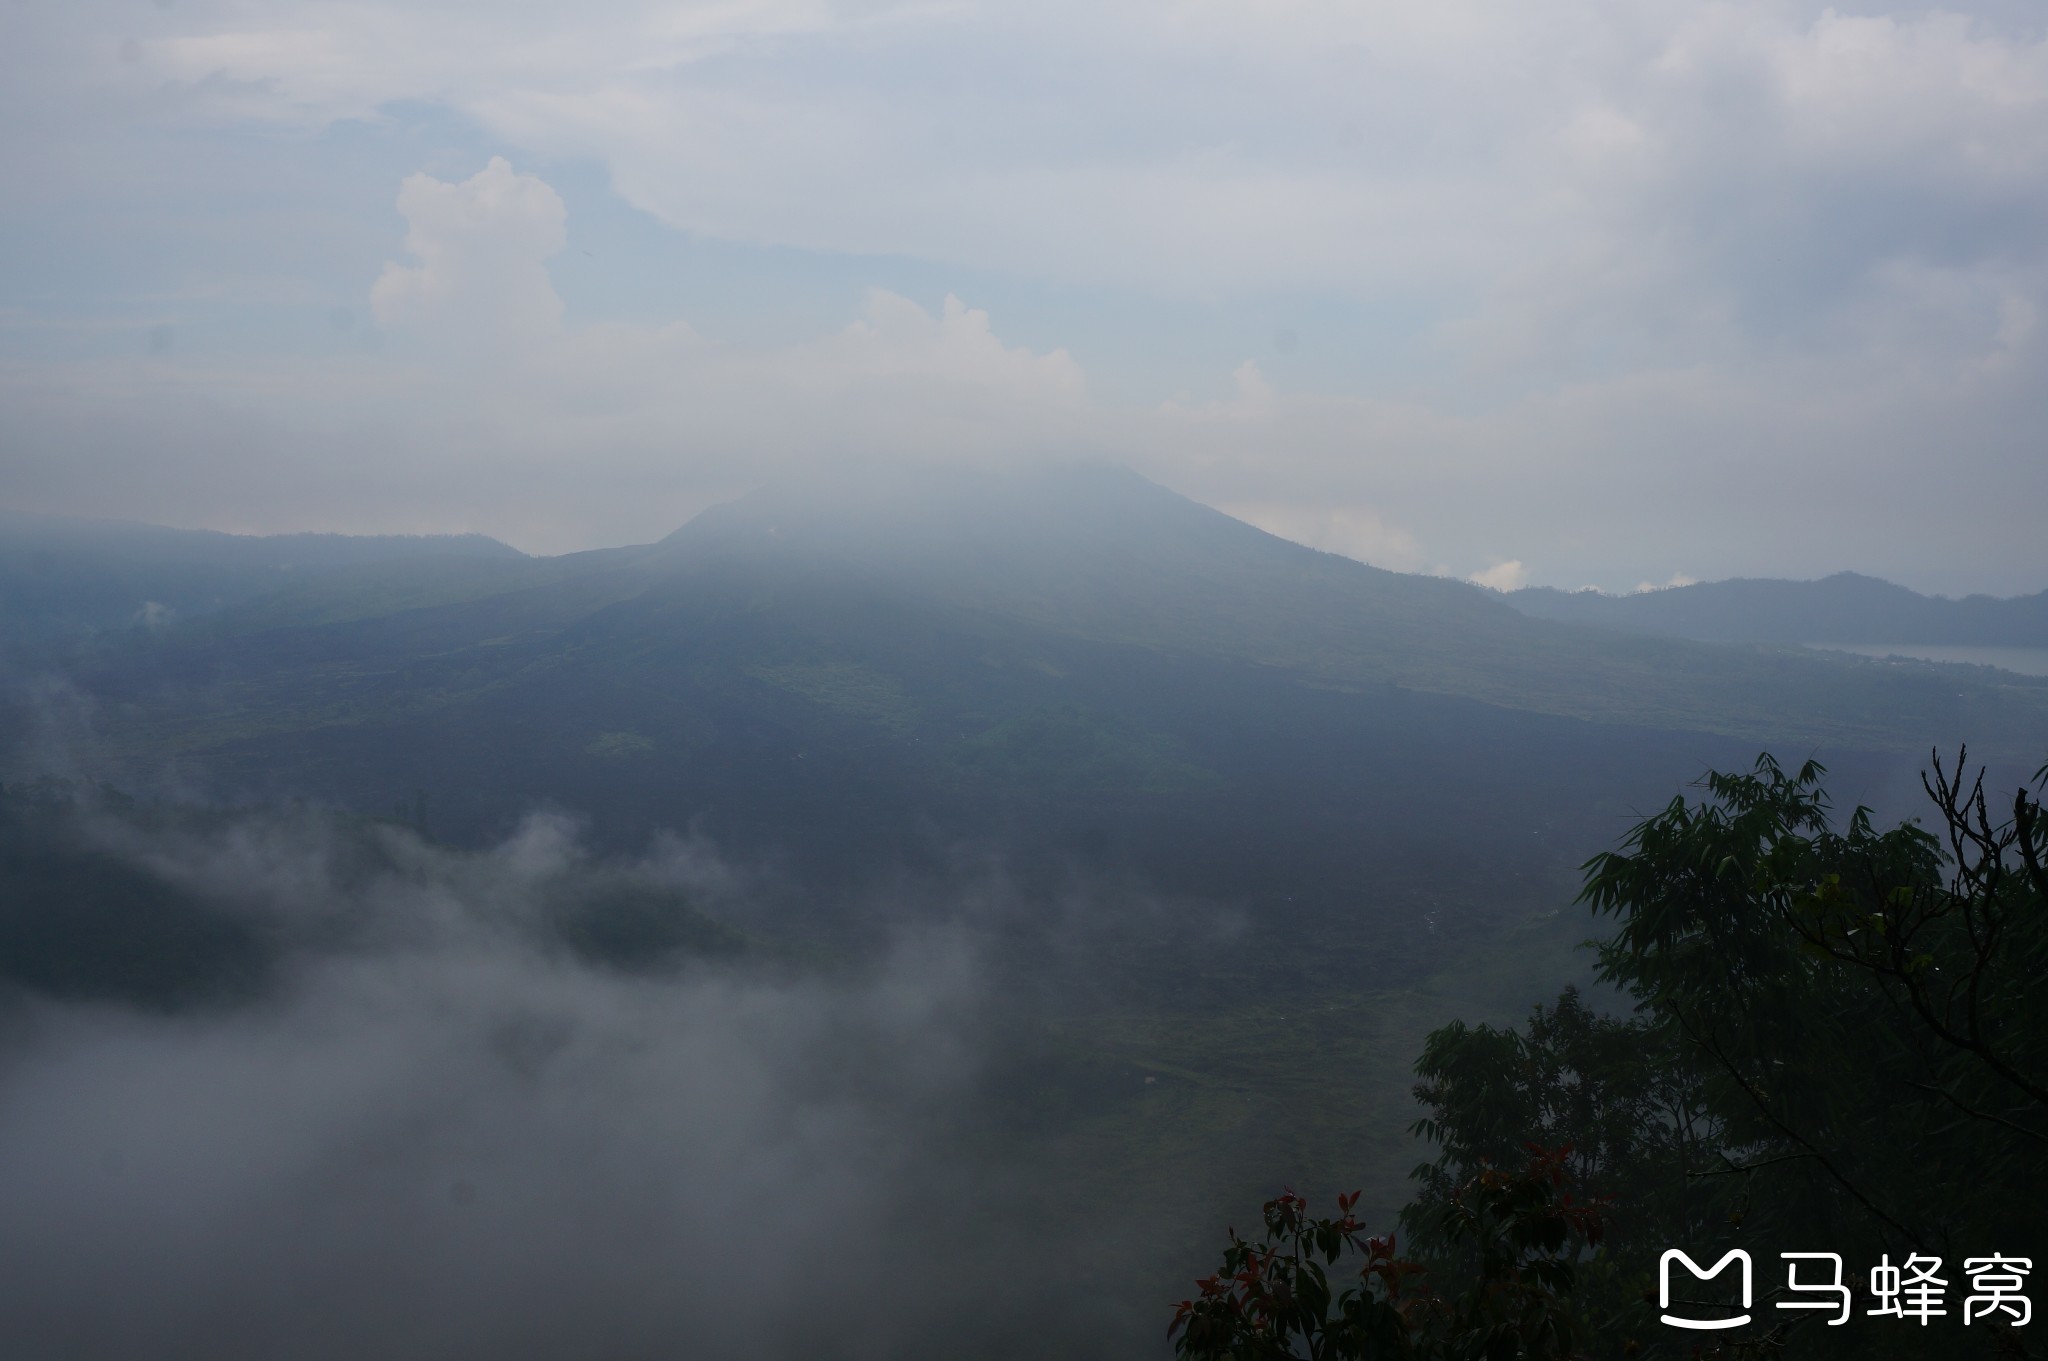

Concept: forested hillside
[[1509, 572, 2048, 648]]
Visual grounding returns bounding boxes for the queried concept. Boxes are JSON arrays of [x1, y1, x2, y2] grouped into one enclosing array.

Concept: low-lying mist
[[0, 801, 1168, 1360]]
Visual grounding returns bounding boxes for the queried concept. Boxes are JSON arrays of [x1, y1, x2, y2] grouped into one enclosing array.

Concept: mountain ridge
[[7, 462, 2044, 1007], [0, 508, 525, 649], [34, 462, 2048, 771], [1507, 570, 2048, 647]]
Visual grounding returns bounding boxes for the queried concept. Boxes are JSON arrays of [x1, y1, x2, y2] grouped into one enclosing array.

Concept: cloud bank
[[0, 802, 1156, 1360], [3, 2, 2047, 592]]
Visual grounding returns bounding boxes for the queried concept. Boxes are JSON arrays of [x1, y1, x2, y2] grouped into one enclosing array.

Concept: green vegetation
[[953, 706, 1223, 794], [585, 729, 657, 758], [0, 781, 271, 1009], [746, 660, 919, 734], [35, 468, 2048, 807], [1178, 750, 2048, 1358]]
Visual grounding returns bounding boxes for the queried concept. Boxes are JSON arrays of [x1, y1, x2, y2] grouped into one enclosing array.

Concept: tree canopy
[[1174, 750, 2047, 1359]]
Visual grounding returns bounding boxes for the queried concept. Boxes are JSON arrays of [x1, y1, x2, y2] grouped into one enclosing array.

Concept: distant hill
[[1507, 571, 2048, 647], [7, 462, 2047, 996], [0, 509, 523, 650], [41, 465, 2048, 765], [85, 463, 2048, 752]]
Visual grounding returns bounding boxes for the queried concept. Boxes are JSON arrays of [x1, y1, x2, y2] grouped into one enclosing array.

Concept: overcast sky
[[1, 0, 2044, 594]]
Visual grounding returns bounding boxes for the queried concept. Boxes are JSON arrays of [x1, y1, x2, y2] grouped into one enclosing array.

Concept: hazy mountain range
[[12, 481, 2045, 658], [0, 507, 518, 646], [1507, 571, 2048, 647], [5, 463, 2043, 979]]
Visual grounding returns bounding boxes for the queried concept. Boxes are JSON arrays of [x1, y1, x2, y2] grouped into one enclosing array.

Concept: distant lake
[[1803, 643, 2048, 677]]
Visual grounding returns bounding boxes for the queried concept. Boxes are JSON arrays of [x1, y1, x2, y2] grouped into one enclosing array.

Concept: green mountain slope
[[51, 462, 2048, 798], [0, 508, 524, 650]]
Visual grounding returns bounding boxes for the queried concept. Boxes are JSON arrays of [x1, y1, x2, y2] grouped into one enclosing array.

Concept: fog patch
[[0, 803, 1117, 1361]]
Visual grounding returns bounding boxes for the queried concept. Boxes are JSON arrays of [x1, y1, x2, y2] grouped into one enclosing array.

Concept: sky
[[1, 0, 2045, 595]]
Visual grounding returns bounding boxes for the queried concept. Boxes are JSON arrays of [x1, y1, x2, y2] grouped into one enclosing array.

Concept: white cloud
[[0, 161, 1096, 553], [1225, 501, 1428, 574], [808, 291, 1085, 401], [372, 157, 567, 341], [84, 0, 2048, 329], [9, 141, 2046, 591], [5, 141, 2046, 590], [0, 806, 1067, 1360], [7, 8, 2048, 592], [1469, 559, 1528, 592]]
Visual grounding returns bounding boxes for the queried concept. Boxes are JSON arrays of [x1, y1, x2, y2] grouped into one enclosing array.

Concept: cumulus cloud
[[1468, 560, 1528, 592], [0, 155, 1100, 552], [822, 290, 1085, 399], [372, 157, 568, 341]]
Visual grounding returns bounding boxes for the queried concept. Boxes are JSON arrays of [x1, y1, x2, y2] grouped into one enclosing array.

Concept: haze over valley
[[4, 468, 2044, 1356], [4, 3, 2047, 1357]]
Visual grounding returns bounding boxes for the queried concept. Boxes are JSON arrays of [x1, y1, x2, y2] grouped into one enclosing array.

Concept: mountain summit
[[652, 461, 1511, 658]]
